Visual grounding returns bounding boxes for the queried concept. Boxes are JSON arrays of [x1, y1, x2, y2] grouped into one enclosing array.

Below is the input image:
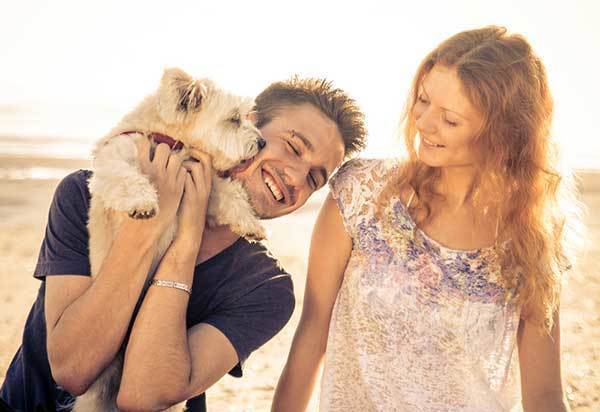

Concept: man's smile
[[261, 166, 290, 205]]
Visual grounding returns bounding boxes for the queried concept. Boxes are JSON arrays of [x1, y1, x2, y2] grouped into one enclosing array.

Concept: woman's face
[[412, 65, 484, 168]]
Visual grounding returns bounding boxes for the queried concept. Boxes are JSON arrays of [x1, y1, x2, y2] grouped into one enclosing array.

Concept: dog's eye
[[229, 115, 241, 126]]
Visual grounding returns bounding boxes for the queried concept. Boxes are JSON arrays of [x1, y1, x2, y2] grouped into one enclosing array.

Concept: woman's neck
[[436, 165, 478, 210]]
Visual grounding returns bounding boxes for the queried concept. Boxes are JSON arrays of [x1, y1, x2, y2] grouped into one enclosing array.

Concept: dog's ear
[[157, 67, 207, 123]]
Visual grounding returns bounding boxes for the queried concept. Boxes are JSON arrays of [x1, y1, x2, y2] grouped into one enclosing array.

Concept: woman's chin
[[417, 148, 445, 168]]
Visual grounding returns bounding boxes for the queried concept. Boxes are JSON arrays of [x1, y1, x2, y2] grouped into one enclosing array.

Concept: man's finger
[[183, 172, 194, 194], [176, 166, 188, 188], [167, 151, 184, 178], [189, 148, 209, 161], [182, 161, 203, 187], [136, 137, 151, 168], [153, 143, 171, 170], [194, 152, 213, 168]]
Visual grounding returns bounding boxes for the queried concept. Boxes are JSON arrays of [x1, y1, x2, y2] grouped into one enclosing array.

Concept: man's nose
[[283, 161, 311, 187]]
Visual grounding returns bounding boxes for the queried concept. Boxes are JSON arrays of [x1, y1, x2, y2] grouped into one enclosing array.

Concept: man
[[0, 77, 367, 411]]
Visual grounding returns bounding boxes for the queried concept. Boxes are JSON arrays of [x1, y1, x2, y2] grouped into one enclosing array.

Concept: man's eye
[[287, 141, 300, 155], [309, 173, 317, 190]]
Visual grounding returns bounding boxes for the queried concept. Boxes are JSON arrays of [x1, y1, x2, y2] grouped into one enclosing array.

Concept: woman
[[272, 26, 579, 411]]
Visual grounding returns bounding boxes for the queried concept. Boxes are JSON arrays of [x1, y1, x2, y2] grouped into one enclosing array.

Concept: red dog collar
[[122, 131, 184, 150]]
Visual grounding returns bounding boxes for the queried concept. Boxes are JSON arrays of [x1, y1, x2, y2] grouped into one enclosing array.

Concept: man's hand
[[174, 152, 213, 250], [136, 139, 187, 234]]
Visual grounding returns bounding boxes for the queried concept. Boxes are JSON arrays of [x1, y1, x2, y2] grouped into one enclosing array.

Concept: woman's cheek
[[412, 103, 424, 119]]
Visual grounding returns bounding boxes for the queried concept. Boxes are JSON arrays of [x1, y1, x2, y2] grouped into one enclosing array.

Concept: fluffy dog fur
[[73, 68, 267, 411]]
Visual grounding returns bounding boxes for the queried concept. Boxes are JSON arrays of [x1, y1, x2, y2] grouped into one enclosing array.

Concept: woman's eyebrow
[[421, 83, 470, 120]]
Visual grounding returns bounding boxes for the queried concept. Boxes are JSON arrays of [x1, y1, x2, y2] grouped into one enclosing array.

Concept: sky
[[1, 0, 599, 167]]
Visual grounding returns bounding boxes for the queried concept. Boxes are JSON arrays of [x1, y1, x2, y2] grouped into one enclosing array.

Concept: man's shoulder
[[229, 239, 289, 278], [210, 238, 293, 301], [46, 169, 93, 219], [54, 169, 92, 204], [189, 238, 294, 326]]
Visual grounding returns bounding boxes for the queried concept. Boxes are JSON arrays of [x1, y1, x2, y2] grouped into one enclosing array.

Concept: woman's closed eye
[[443, 115, 458, 127]]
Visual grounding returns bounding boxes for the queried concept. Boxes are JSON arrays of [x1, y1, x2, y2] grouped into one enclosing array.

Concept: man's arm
[[117, 155, 236, 410], [116, 245, 239, 411], [117, 155, 294, 410], [46, 220, 159, 395], [46, 141, 187, 395]]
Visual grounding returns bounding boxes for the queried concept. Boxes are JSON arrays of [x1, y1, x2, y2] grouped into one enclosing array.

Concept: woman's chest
[[417, 206, 499, 252], [338, 247, 520, 354], [342, 217, 517, 329]]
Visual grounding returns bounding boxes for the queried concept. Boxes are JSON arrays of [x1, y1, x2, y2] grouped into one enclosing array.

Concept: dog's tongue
[[218, 157, 254, 178]]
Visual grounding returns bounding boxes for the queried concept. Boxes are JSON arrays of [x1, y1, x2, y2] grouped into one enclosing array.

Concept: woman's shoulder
[[330, 157, 400, 191], [327, 158, 407, 227]]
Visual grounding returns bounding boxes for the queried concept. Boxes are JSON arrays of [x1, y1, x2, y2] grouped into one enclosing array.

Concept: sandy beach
[[0, 155, 598, 411]]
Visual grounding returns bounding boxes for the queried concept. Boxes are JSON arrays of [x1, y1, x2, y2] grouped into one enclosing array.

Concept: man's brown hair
[[254, 76, 367, 157]]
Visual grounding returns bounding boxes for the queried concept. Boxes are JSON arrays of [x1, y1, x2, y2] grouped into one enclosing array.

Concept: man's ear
[[157, 67, 207, 124]]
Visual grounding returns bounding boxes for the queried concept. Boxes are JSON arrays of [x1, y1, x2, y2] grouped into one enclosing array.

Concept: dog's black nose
[[257, 137, 266, 150]]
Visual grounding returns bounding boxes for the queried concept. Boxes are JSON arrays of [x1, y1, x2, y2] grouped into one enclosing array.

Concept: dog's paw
[[128, 207, 157, 219], [122, 184, 159, 219], [127, 199, 159, 219]]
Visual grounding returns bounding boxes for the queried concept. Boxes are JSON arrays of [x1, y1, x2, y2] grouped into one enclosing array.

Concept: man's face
[[232, 103, 345, 219]]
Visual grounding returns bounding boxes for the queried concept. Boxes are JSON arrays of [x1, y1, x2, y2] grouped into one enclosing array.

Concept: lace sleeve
[[328, 158, 390, 239]]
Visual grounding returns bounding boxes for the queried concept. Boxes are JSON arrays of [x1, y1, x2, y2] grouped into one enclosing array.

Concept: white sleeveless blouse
[[319, 159, 522, 412]]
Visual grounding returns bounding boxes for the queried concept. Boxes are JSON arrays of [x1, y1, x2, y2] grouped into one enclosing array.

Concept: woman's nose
[[415, 107, 437, 134]]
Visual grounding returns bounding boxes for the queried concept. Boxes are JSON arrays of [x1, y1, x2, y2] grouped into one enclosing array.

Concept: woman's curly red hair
[[378, 26, 582, 330]]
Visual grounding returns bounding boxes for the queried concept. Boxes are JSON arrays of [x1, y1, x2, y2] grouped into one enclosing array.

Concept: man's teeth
[[264, 173, 284, 201]]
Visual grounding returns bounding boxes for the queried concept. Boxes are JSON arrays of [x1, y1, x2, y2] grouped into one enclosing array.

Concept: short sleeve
[[328, 158, 391, 238], [202, 274, 295, 377], [34, 170, 92, 279]]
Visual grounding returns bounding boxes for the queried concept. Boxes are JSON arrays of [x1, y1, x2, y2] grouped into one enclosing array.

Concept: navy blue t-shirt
[[0, 170, 295, 412]]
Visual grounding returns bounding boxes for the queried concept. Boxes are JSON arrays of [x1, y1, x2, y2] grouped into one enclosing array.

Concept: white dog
[[73, 68, 267, 411]]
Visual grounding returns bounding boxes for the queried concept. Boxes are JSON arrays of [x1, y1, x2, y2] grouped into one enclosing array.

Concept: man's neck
[[196, 225, 241, 265]]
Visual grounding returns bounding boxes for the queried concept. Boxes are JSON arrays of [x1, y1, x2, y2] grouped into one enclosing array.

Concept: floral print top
[[319, 158, 522, 412]]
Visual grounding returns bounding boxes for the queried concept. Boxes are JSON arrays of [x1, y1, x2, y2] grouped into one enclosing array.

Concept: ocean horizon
[[1, 102, 599, 181]]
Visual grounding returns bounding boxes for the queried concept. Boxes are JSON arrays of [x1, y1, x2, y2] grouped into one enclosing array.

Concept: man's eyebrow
[[290, 129, 328, 187], [290, 129, 314, 152]]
